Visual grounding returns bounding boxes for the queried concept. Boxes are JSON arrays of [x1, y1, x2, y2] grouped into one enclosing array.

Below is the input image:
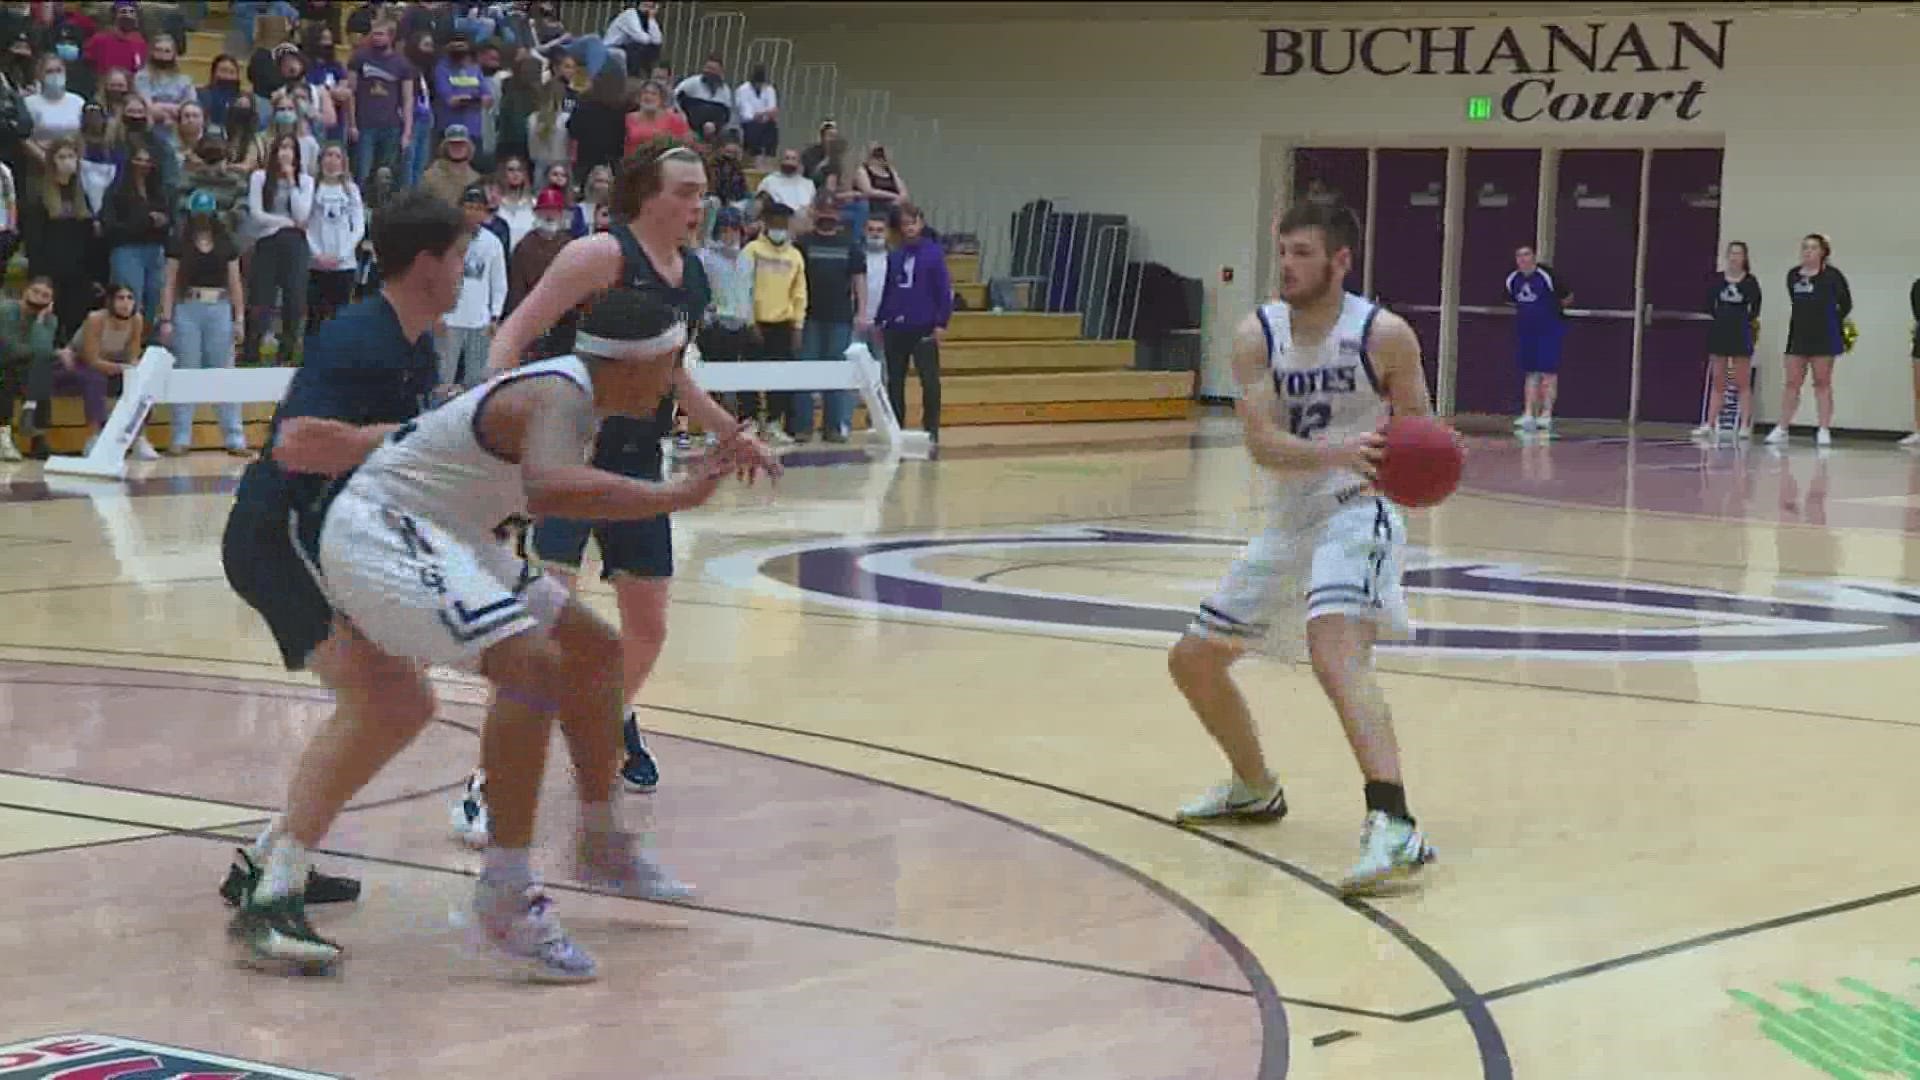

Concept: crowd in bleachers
[[0, 0, 954, 460]]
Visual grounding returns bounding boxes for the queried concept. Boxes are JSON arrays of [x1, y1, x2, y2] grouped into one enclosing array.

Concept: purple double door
[[1551, 149, 1642, 421], [1453, 149, 1540, 416], [1369, 150, 1446, 395], [1640, 149, 1727, 423]]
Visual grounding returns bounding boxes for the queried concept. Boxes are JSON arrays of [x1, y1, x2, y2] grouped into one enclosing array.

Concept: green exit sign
[[1466, 95, 1493, 121]]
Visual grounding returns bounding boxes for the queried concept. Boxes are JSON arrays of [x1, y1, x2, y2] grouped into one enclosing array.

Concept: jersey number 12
[[1288, 403, 1332, 437]]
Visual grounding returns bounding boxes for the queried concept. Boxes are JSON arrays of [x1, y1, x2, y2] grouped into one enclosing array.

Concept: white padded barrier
[[45, 339, 926, 482]]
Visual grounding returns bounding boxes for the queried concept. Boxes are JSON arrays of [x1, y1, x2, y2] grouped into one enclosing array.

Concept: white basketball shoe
[[1340, 811, 1436, 896], [451, 770, 490, 849]]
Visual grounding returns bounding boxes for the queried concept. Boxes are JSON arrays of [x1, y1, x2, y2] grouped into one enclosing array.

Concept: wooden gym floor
[[0, 416, 1913, 1078]]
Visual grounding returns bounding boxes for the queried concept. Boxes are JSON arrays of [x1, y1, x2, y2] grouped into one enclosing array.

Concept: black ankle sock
[[1363, 780, 1413, 826]]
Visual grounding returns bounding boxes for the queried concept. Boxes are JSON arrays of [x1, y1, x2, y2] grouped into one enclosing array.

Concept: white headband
[[575, 321, 688, 360]]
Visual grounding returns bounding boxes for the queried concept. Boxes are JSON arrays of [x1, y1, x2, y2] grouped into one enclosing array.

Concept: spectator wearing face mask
[[791, 202, 866, 443], [136, 35, 196, 138], [604, 1, 662, 79], [86, 2, 148, 82], [76, 102, 118, 216], [160, 190, 247, 456], [26, 139, 95, 338], [198, 54, 257, 136], [304, 24, 353, 147], [735, 66, 778, 168], [743, 201, 808, 443], [757, 148, 815, 232], [47, 22, 96, 102], [697, 206, 759, 422], [623, 78, 690, 160], [674, 55, 733, 142], [266, 86, 322, 180], [0, 276, 62, 461], [99, 140, 171, 322], [24, 55, 85, 170], [506, 184, 570, 319], [434, 35, 492, 149]]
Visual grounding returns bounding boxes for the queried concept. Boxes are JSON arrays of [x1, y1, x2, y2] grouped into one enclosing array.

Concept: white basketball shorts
[[317, 490, 570, 670], [1190, 493, 1413, 655]]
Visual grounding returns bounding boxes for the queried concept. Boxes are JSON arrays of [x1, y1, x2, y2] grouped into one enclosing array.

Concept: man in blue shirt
[[220, 190, 465, 964], [1504, 245, 1572, 435]]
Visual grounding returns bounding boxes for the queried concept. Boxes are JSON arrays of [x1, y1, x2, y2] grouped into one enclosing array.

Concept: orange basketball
[[1376, 416, 1464, 509]]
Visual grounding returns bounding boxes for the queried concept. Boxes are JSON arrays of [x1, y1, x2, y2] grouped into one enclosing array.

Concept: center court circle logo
[[704, 527, 1920, 662]]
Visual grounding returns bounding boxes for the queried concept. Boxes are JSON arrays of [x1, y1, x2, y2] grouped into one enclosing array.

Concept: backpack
[[0, 77, 32, 145]]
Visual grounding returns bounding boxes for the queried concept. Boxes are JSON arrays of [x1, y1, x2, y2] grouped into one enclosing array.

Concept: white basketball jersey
[[1257, 292, 1389, 515], [342, 356, 596, 542]]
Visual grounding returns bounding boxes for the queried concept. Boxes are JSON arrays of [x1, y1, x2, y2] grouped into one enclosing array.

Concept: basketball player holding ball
[[1168, 202, 1437, 896]]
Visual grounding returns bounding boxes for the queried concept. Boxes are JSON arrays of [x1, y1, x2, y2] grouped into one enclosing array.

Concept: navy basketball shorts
[[529, 418, 674, 581], [222, 489, 334, 671], [1516, 323, 1565, 375]]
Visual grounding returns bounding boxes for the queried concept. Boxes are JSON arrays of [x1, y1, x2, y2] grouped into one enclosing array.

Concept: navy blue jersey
[[1708, 274, 1762, 333], [1786, 265, 1852, 346], [1505, 265, 1569, 326], [232, 294, 441, 544]]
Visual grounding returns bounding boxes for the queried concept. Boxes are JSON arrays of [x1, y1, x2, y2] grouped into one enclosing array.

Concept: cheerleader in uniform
[[1765, 233, 1852, 447], [1695, 241, 1761, 441]]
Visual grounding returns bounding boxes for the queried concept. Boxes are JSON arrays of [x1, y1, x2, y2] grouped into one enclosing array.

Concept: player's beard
[[1281, 261, 1336, 307]]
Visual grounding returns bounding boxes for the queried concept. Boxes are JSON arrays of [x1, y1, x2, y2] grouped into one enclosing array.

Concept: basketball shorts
[[1190, 494, 1413, 656], [529, 413, 673, 580], [221, 476, 333, 672], [317, 490, 570, 670], [1512, 322, 1559, 374]]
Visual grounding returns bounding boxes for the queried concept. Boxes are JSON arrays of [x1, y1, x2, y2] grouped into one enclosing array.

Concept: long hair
[[586, 64, 627, 109], [261, 134, 303, 211], [40, 138, 84, 219], [1725, 241, 1750, 275], [532, 77, 564, 142]]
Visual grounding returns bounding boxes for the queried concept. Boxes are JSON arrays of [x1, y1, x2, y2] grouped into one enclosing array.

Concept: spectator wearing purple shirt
[[432, 36, 490, 148], [346, 20, 413, 185]]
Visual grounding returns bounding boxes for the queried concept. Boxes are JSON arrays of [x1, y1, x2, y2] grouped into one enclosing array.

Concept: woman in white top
[[244, 133, 314, 364], [603, 1, 662, 78], [735, 65, 778, 168], [525, 78, 571, 183], [304, 143, 363, 335], [491, 153, 536, 252], [24, 55, 85, 172]]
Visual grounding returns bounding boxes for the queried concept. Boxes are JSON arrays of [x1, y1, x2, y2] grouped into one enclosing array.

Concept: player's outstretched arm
[[511, 376, 726, 518], [272, 417, 402, 475], [1233, 312, 1381, 478], [1367, 311, 1434, 418]]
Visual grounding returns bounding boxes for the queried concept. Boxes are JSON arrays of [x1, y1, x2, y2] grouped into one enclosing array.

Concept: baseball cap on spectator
[[534, 185, 568, 213], [441, 124, 472, 145], [713, 206, 744, 234], [272, 42, 301, 60], [460, 183, 490, 206]]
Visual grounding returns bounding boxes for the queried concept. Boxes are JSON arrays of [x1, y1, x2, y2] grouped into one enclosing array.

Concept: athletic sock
[[481, 846, 534, 891], [1363, 780, 1413, 827], [249, 816, 282, 859], [255, 837, 311, 902]]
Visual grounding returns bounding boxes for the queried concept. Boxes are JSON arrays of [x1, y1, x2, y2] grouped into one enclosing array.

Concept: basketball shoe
[[1174, 774, 1288, 824], [219, 847, 363, 907], [1339, 810, 1436, 896], [575, 826, 696, 902], [620, 710, 660, 793], [451, 769, 490, 849], [229, 890, 342, 973], [471, 878, 599, 983]]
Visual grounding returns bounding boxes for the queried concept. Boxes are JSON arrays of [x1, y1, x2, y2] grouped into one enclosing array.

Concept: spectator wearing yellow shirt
[[744, 201, 807, 443]]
